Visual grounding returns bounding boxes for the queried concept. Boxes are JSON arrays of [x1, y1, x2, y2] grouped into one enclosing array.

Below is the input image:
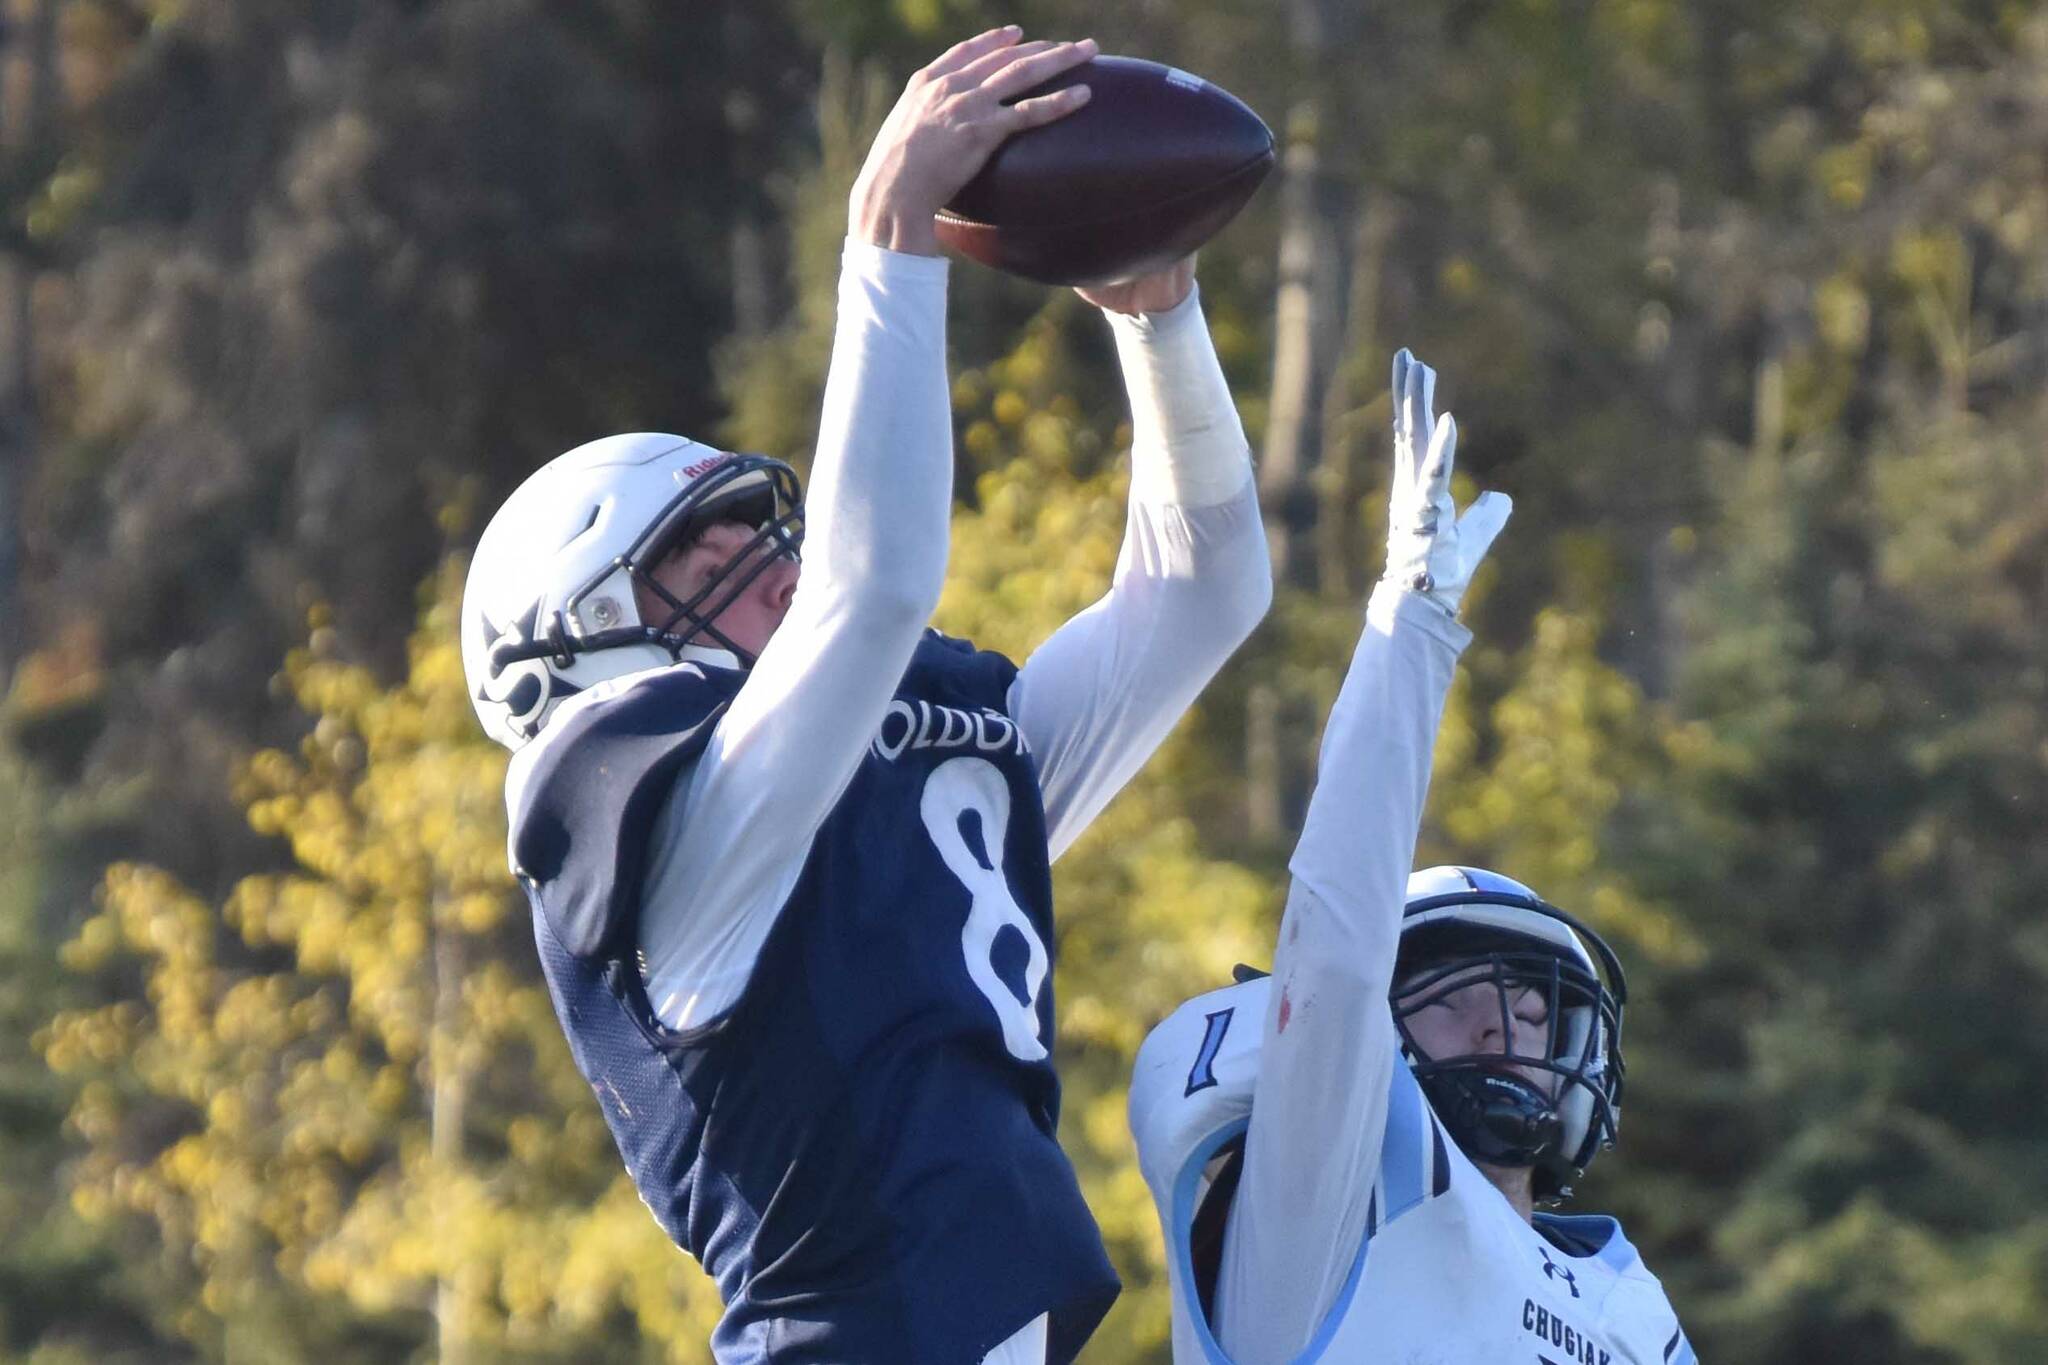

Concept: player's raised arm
[[1007, 261, 1272, 858], [634, 33, 1102, 1029], [1211, 352, 1509, 1360]]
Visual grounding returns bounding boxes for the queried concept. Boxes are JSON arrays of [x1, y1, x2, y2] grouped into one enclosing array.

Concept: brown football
[[935, 56, 1275, 288]]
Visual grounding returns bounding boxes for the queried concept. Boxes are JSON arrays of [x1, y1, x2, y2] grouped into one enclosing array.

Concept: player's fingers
[[952, 38, 1060, 88], [981, 37, 1097, 104], [925, 24, 1022, 80], [1003, 82, 1091, 130]]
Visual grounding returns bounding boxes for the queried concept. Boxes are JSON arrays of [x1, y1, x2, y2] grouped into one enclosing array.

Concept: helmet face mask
[[461, 435, 805, 751], [1393, 867, 1628, 1203], [563, 456, 804, 667]]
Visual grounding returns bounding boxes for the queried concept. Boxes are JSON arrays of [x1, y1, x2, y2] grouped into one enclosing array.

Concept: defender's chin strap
[[1418, 1067, 1563, 1170]]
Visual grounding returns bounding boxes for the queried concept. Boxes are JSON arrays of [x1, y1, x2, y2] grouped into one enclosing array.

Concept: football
[[936, 56, 1275, 288]]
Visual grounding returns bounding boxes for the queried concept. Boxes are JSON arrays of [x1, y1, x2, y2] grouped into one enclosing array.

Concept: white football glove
[[1382, 347, 1511, 616]]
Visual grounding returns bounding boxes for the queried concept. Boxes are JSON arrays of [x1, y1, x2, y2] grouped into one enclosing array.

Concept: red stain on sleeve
[[1277, 986, 1293, 1034]]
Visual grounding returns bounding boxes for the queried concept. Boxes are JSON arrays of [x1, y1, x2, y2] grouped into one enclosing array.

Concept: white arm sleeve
[[1008, 287, 1271, 858], [638, 240, 953, 1029], [1213, 584, 1470, 1363]]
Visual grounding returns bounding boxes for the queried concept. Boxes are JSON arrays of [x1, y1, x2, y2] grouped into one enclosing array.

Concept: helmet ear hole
[[503, 673, 543, 718]]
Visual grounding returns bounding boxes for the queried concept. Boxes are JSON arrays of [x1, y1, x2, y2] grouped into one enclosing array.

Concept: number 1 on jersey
[[1186, 1007, 1235, 1096]]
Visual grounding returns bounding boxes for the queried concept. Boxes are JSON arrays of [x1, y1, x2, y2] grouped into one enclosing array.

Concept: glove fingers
[[1391, 349, 1414, 448], [1457, 489, 1514, 564], [1422, 410, 1458, 513], [1407, 352, 1441, 507], [1390, 348, 1418, 497], [1401, 354, 1433, 457]]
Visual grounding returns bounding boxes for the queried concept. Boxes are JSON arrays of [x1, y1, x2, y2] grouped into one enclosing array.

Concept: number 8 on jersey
[[922, 755, 1051, 1062]]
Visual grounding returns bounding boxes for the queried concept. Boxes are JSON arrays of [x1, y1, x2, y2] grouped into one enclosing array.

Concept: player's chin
[[731, 610, 781, 659], [757, 592, 803, 653]]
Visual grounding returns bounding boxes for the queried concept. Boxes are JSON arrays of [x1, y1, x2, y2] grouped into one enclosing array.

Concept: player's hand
[[1382, 348, 1511, 616], [1076, 255, 1195, 315], [852, 28, 1097, 256]]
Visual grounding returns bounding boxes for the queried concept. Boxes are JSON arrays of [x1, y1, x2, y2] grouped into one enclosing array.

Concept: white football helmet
[[460, 433, 803, 750], [1393, 865, 1627, 1202]]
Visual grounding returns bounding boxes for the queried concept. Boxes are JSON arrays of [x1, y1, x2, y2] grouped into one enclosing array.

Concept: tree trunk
[[724, 7, 774, 341], [1315, 198, 1395, 599], [1257, 105, 1350, 595], [0, 0, 53, 689], [431, 906, 471, 1365], [1246, 0, 1362, 839]]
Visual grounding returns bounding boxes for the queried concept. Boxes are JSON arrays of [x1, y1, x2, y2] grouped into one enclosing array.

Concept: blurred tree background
[[0, 0, 2042, 1360]]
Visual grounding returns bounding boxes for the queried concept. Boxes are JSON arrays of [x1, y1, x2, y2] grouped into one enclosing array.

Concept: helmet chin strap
[[675, 640, 750, 669], [678, 621, 759, 669], [1418, 1068, 1563, 1170]]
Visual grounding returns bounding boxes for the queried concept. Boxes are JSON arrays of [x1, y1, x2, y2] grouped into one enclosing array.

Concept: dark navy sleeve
[[509, 671, 733, 961]]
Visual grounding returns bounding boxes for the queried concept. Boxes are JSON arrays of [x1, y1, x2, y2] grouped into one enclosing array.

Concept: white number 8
[[920, 756, 1050, 1062]]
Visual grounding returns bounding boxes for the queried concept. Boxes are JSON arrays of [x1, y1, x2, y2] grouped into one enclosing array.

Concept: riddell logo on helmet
[[679, 455, 727, 480]]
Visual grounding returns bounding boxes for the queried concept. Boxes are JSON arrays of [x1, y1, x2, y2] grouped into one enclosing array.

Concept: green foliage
[[1609, 16, 2048, 1356], [44, 569, 723, 1362], [1647, 410, 2048, 1361], [0, 726, 172, 1362]]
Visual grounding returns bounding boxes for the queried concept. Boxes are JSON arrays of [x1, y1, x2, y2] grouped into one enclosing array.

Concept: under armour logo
[[1541, 1246, 1580, 1298]]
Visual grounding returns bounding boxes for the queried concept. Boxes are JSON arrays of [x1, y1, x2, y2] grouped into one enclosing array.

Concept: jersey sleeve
[[1008, 287, 1271, 859], [1211, 584, 1470, 1362], [1606, 1261, 1698, 1365], [635, 240, 956, 1030]]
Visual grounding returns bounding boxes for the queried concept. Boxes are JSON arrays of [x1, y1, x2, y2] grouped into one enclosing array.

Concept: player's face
[[635, 520, 800, 657], [1397, 966, 1557, 1095]]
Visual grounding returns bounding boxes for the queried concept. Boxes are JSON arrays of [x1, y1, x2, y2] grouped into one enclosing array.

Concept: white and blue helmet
[[1393, 866, 1628, 1202]]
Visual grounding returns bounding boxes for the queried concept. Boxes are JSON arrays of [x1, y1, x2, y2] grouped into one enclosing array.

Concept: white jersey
[[1131, 982, 1695, 1364], [1128, 586, 1693, 1364]]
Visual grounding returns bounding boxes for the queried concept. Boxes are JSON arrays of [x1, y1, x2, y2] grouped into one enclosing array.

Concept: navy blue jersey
[[512, 632, 1119, 1364]]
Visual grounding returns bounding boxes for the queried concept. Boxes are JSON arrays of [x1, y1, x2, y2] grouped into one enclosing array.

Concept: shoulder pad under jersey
[[1130, 977, 1270, 1198], [506, 665, 736, 960]]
